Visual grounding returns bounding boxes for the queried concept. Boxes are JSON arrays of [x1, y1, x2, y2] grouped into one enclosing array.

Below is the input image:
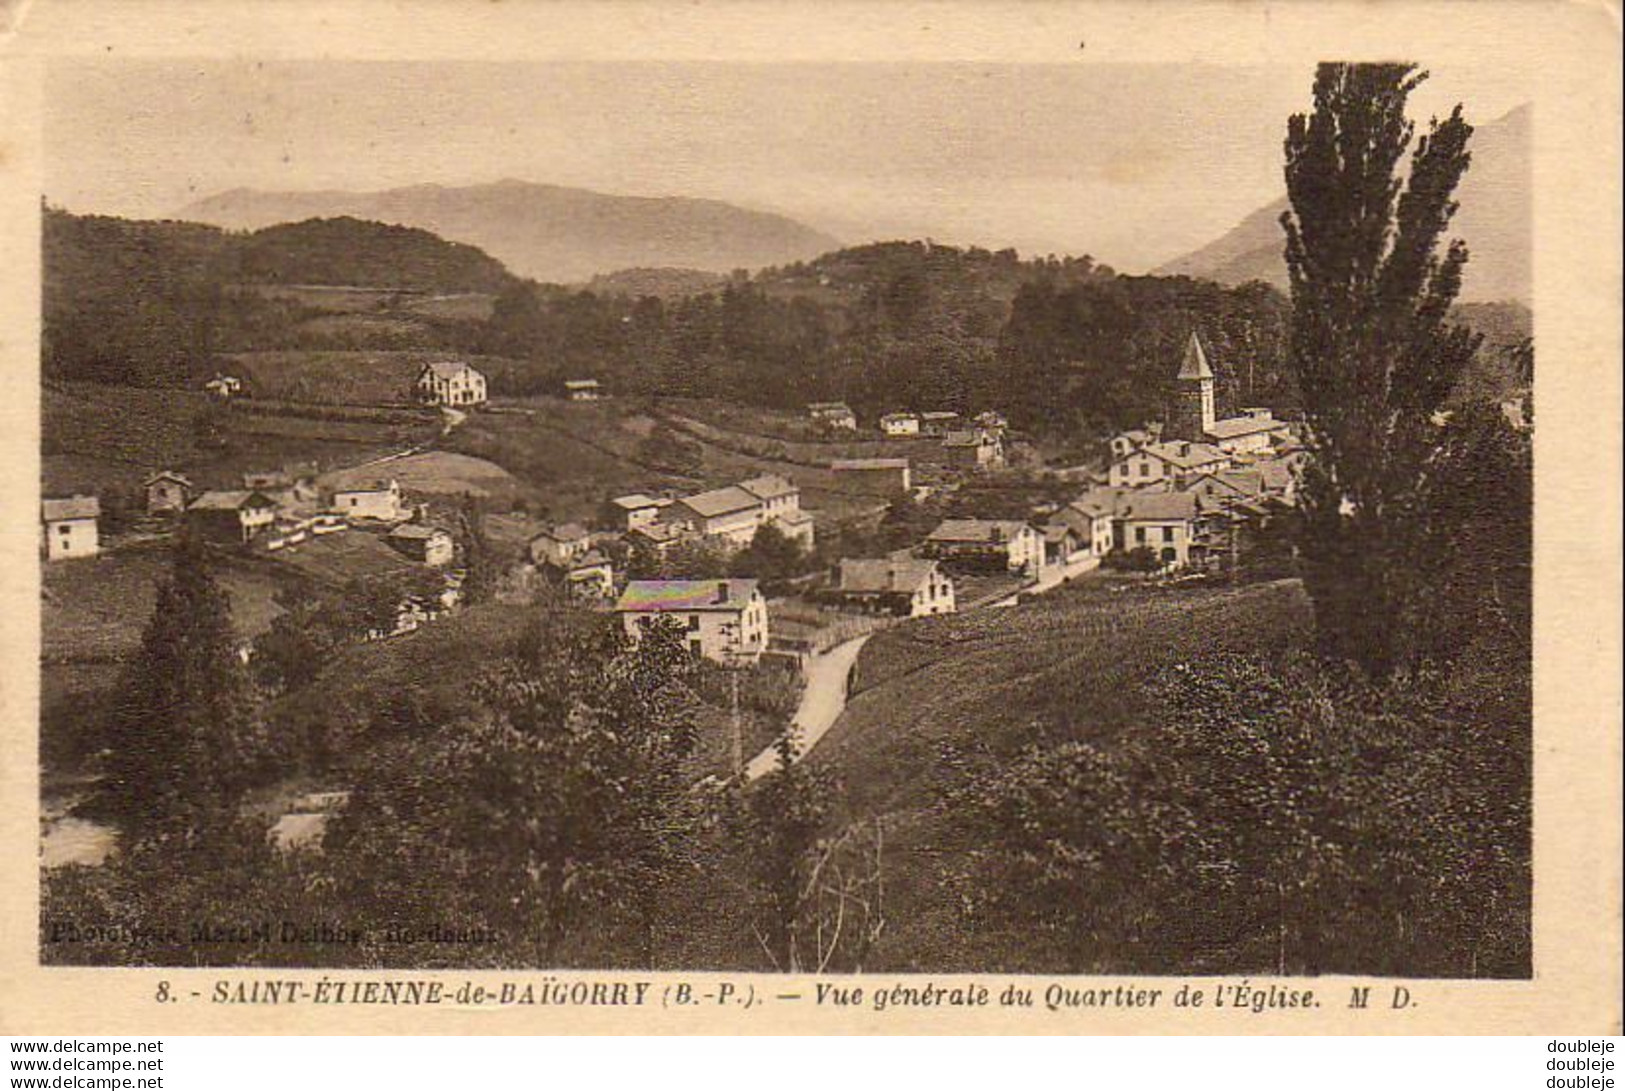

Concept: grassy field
[[456, 395, 938, 527], [42, 382, 439, 496], [222, 350, 525, 407]]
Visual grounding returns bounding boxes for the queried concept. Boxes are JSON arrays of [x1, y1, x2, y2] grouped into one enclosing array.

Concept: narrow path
[[743, 634, 871, 780]]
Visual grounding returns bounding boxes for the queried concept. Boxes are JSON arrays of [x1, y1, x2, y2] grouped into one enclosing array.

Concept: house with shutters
[[41, 496, 101, 561], [1115, 490, 1217, 569], [1108, 438, 1231, 490], [615, 579, 768, 664], [415, 361, 487, 407]]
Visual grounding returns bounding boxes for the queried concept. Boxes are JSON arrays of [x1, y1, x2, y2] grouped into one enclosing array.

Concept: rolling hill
[[176, 180, 842, 285], [1155, 104, 1531, 304]]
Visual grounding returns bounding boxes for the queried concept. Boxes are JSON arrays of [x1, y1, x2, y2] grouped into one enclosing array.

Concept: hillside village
[[42, 332, 1306, 672], [37, 96, 1534, 979]]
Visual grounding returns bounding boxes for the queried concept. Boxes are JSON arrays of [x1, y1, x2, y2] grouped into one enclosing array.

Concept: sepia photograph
[[29, 47, 1541, 985]]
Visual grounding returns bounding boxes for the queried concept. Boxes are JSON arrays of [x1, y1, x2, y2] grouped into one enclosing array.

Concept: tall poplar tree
[[101, 532, 264, 834], [1279, 63, 1481, 676]]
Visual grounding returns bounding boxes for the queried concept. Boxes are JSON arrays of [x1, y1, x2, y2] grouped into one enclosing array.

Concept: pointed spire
[[1177, 332, 1214, 381]]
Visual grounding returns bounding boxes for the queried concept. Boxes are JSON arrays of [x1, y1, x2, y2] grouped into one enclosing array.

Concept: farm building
[[628, 520, 690, 558], [388, 524, 456, 566], [331, 480, 406, 522], [880, 412, 920, 437], [143, 471, 194, 516], [821, 557, 955, 618], [40, 496, 101, 561], [923, 518, 1044, 576], [564, 379, 604, 402], [830, 458, 911, 497], [807, 401, 857, 430], [186, 490, 278, 544], [615, 579, 768, 664], [415, 361, 488, 407]]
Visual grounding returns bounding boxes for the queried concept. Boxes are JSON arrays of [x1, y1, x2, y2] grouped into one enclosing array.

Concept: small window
[[1163, 527, 1175, 543], [1138, 462, 1149, 477], [1135, 528, 1147, 544], [687, 614, 701, 632]]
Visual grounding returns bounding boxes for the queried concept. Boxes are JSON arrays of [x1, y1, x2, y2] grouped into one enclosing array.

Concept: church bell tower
[[1169, 332, 1216, 442]]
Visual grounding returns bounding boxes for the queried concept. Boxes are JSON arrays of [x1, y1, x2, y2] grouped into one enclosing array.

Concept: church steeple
[[1169, 332, 1217, 441]]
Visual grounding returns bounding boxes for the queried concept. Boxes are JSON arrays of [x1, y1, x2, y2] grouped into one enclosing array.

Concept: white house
[[615, 579, 768, 664], [331, 480, 405, 522], [415, 361, 488, 407], [609, 493, 673, 532], [204, 374, 242, 399], [1116, 490, 1212, 569], [807, 402, 857, 430], [659, 486, 765, 550], [41, 496, 100, 561], [739, 474, 815, 548], [564, 379, 603, 402], [1109, 439, 1231, 490]]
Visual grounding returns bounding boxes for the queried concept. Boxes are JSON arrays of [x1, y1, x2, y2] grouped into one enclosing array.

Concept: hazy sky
[[43, 59, 1530, 272]]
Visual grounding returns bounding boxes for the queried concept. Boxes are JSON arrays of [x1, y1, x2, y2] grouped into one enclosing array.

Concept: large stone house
[[41, 496, 101, 561], [1108, 438, 1231, 490], [941, 429, 1005, 470], [415, 361, 488, 407], [822, 557, 956, 618], [1115, 490, 1214, 569], [740, 474, 815, 548], [388, 524, 456, 566], [660, 485, 766, 549], [615, 579, 768, 664]]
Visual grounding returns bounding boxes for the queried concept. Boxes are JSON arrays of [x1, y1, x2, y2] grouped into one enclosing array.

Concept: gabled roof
[[333, 479, 398, 495], [564, 378, 601, 389], [1119, 491, 1202, 523], [1047, 507, 1097, 537], [1206, 415, 1284, 440], [42, 496, 100, 521], [143, 470, 193, 488], [927, 518, 1031, 543], [739, 474, 797, 502], [630, 522, 688, 544], [879, 411, 918, 422], [921, 410, 961, 421], [188, 489, 278, 512], [677, 485, 762, 519], [534, 522, 590, 543], [389, 523, 449, 541], [420, 360, 477, 381], [1177, 332, 1214, 381], [835, 557, 939, 595], [1070, 488, 1130, 519], [616, 579, 759, 613], [1136, 440, 1230, 470], [611, 493, 667, 510]]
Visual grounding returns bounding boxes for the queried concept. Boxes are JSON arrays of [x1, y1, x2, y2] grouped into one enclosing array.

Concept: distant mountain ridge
[[176, 180, 842, 285], [1155, 104, 1531, 304]]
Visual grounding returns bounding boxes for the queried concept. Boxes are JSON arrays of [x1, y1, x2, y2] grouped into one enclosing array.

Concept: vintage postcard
[[1, 0, 1618, 1035]]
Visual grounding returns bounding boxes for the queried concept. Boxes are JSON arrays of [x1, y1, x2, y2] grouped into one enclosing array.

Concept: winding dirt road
[[744, 634, 871, 780]]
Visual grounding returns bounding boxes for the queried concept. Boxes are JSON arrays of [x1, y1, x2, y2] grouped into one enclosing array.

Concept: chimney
[[716, 580, 730, 604]]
